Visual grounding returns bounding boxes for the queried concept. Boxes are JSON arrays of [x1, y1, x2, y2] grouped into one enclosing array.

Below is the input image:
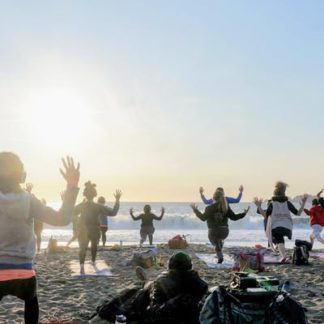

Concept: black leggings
[[79, 229, 100, 263], [208, 227, 229, 253], [0, 276, 39, 324], [272, 227, 292, 244]]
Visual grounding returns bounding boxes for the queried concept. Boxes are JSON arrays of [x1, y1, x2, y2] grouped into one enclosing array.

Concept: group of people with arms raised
[[0, 152, 323, 323]]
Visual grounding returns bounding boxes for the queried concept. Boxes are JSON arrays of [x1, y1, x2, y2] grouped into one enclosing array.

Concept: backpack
[[292, 240, 311, 266], [200, 286, 308, 324], [200, 286, 276, 324]]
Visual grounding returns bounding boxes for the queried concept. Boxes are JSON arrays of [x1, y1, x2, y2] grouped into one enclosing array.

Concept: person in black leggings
[[191, 187, 249, 263], [74, 181, 121, 273]]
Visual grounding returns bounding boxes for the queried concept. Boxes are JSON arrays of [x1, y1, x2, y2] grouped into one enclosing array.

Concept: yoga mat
[[196, 253, 233, 269], [264, 254, 281, 264], [70, 260, 114, 277], [309, 251, 324, 259]]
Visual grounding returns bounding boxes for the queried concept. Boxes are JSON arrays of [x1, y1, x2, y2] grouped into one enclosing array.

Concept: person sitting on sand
[[74, 182, 121, 273], [130, 205, 165, 246], [255, 181, 307, 263], [304, 190, 324, 245], [0, 153, 79, 324], [90, 252, 208, 324], [199, 185, 244, 205], [191, 187, 249, 263], [98, 196, 109, 247]]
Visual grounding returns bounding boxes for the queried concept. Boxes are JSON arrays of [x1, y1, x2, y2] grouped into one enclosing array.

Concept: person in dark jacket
[[74, 181, 122, 273], [130, 205, 165, 246], [147, 252, 208, 324], [191, 187, 249, 263]]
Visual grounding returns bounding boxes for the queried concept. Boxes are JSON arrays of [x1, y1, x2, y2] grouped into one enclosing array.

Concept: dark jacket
[[150, 269, 208, 306], [193, 204, 246, 229]]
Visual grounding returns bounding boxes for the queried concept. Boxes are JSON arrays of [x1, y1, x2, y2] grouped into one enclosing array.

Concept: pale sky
[[1, 1, 324, 202]]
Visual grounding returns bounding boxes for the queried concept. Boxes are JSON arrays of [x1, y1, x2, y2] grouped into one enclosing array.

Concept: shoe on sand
[[80, 264, 85, 275]]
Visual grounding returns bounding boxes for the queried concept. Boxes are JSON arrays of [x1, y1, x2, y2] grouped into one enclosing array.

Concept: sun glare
[[26, 87, 94, 150]]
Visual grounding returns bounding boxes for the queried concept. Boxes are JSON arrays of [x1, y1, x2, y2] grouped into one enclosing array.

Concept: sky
[[0, 1, 324, 202]]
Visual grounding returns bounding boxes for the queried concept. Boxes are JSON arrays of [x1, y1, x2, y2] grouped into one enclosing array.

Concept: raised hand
[[239, 185, 244, 192], [25, 183, 33, 193], [301, 194, 308, 204], [114, 189, 122, 201], [161, 207, 165, 214], [253, 197, 263, 207], [190, 203, 197, 210], [59, 156, 80, 187], [244, 206, 250, 215], [199, 187, 204, 194], [129, 208, 134, 216]]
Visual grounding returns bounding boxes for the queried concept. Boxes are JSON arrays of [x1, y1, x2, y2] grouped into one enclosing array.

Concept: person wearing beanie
[[148, 252, 208, 323], [191, 187, 250, 264], [74, 182, 122, 273], [255, 181, 308, 263]]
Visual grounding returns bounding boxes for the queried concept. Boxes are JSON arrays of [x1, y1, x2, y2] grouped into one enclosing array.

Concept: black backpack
[[292, 240, 312, 266], [199, 286, 308, 324]]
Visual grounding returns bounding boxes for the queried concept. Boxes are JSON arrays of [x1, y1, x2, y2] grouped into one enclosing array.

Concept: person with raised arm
[[130, 205, 165, 246], [191, 187, 249, 264], [199, 185, 244, 205], [74, 182, 121, 273], [254, 181, 307, 263], [303, 189, 324, 245], [0, 153, 80, 324]]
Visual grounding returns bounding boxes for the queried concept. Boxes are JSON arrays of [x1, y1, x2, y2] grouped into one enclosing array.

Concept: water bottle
[[115, 314, 127, 324], [281, 280, 290, 293]]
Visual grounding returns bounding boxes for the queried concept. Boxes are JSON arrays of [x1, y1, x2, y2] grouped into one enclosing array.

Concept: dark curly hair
[[83, 181, 97, 200]]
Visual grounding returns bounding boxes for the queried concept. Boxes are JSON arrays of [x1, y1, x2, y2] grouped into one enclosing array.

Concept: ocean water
[[42, 201, 323, 250]]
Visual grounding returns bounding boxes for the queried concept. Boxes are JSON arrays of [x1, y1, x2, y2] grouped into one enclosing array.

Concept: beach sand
[[0, 244, 323, 323]]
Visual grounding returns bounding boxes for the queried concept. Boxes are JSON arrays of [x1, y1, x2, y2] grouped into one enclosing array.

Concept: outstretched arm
[[31, 156, 80, 226], [199, 187, 213, 205], [153, 207, 165, 220], [226, 185, 244, 204], [130, 208, 142, 221], [228, 206, 250, 221], [99, 189, 122, 217], [190, 203, 207, 221]]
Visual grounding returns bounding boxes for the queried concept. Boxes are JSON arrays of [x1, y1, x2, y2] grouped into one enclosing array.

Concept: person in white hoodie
[[0, 152, 80, 324], [255, 181, 307, 263]]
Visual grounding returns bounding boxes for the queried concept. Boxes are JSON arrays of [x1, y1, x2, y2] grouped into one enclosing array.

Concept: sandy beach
[[0, 244, 323, 324]]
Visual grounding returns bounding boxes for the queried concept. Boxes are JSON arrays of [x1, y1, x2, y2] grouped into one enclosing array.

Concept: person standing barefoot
[[130, 205, 165, 246], [74, 183, 121, 273]]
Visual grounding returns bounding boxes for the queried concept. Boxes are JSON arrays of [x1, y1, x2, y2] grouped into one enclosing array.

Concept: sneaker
[[217, 258, 224, 264]]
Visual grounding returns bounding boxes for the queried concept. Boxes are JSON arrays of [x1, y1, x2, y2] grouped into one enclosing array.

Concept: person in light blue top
[[199, 185, 244, 205]]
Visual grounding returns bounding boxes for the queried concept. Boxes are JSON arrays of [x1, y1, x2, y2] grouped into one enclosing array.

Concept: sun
[[26, 87, 94, 151]]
